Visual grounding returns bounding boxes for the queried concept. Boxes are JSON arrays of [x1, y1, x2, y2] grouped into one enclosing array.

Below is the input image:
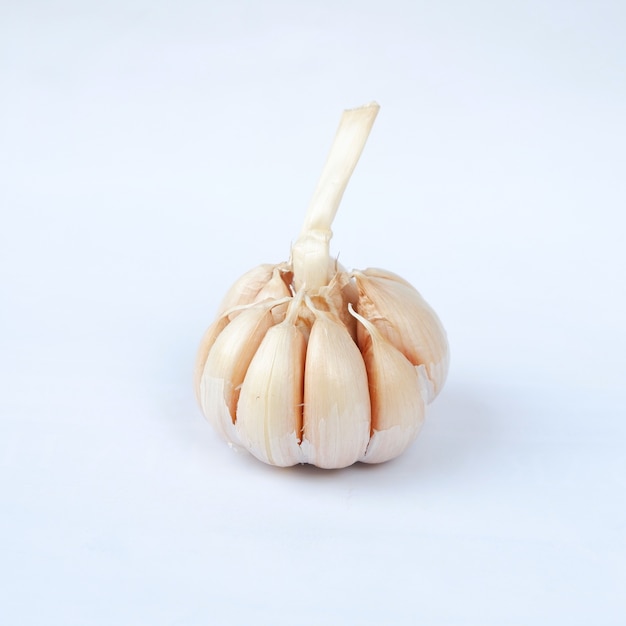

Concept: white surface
[[2, 1, 625, 624]]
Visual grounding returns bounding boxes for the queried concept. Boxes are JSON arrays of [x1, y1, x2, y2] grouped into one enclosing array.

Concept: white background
[[1, 1, 625, 624]]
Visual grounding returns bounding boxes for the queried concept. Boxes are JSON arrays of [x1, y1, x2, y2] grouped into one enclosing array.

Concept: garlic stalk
[[195, 102, 449, 468], [291, 103, 379, 291]]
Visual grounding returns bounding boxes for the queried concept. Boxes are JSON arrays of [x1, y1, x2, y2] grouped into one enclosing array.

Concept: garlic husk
[[301, 309, 370, 469], [235, 300, 306, 467], [354, 268, 449, 400], [199, 301, 282, 444], [349, 304, 427, 464]]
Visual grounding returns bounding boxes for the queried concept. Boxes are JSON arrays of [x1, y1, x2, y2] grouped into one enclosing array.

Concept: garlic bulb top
[[194, 103, 449, 468]]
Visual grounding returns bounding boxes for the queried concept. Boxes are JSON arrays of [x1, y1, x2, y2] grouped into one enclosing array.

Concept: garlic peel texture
[[196, 102, 449, 468]]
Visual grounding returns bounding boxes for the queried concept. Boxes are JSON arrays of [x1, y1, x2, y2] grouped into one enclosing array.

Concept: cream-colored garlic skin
[[195, 102, 450, 468]]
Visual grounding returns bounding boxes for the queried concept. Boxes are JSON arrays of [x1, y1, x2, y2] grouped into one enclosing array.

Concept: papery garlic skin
[[195, 102, 450, 468]]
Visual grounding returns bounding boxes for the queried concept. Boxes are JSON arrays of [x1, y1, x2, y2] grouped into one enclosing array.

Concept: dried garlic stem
[[292, 102, 380, 291]]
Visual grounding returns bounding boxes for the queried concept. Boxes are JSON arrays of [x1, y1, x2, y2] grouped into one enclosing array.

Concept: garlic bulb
[[195, 102, 449, 468]]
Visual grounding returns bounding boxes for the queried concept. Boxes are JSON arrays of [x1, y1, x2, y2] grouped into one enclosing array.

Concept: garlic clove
[[255, 266, 294, 318], [354, 269, 449, 400], [199, 302, 279, 445], [193, 268, 293, 407], [301, 310, 370, 468], [235, 306, 306, 467], [358, 267, 417, 290], [348, 304, 427, 464], [313, 270, 358, 341], [260, 267, 294, 324], [217, 264, 274, 314], [193, 313, 231, 407], [217, 263, 292, 315]]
